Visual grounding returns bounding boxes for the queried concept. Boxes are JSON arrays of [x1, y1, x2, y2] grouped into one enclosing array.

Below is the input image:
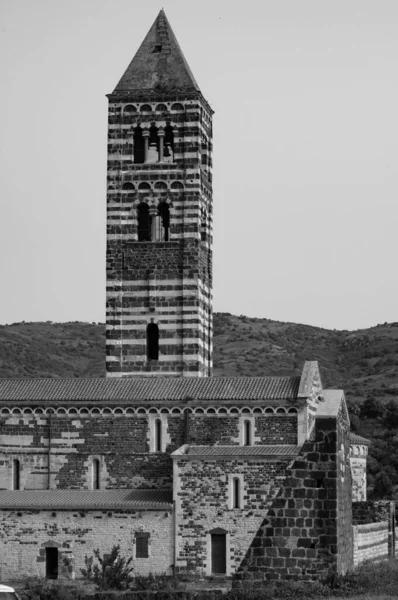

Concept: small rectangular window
[[229, 474, 244, 510], [135, 533, 149, 558], [233, 477, 240, 508]]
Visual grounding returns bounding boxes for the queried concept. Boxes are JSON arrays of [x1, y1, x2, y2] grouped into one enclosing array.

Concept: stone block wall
[[173, 456, 292, 574], [233, 415, 353, 587], [0, 412, 298, 491], [335, 403, 353, 576], [353, 521, 389, 566], [0, 508, 173, 580]]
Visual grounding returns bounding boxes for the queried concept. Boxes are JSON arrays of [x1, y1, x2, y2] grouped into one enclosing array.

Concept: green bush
[[81, 544, 134, 590]]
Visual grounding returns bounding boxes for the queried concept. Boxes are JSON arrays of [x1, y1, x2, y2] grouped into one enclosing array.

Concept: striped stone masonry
[[353, 521, 389, 566], [106, 99, 214, 378]]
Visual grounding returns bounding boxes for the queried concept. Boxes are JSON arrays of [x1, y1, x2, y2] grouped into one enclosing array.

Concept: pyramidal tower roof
[[113, 10, 201, 96]]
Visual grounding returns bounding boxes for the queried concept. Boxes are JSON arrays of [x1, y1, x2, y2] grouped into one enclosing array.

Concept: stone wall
[[0, 413, 298, 490], [173, 455, 291, 575], [106, 98, 213, 378], [0, 508, 173, 580], [335, 403, 353, 576], [353, 521, 389, 567], [233, 414, 353, 587]]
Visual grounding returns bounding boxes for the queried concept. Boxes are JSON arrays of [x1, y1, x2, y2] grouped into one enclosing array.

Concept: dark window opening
[[233, 477, 240, 509], [157, 202, 170, 241], [164, 125, 174, 162], [243, 421, 251, 446], [137, 203, 151, 241], [153, 44, 162, 53], [211, 533, 226, 574], [46, 547, 58, 579], [133, 127, 145, 164], [13, 459, 20, 490], [122, 182, 134, 190], [155, 419, 162, 452], [93, 459, 100, 490], [135, 533, 149, 558], [147, 321, 159, 360]]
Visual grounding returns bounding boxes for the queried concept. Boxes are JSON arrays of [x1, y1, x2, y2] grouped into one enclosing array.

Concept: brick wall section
[[353, 521, 389, 566], [233, 415, 353, 587], [0, 509, 173, 580]]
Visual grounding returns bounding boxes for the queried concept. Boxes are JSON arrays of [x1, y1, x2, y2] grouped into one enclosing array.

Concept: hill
[[0, 313, 397, 498]]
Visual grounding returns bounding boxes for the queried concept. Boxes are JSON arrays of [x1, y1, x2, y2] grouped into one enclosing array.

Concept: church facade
[[0, 11, 368, 586]]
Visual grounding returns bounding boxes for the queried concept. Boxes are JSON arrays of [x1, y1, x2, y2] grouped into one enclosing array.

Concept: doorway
[[46, 547, 58, 579], [211, 533, 226, 574]]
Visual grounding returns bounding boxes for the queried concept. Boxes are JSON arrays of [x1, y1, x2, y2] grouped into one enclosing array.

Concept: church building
[[0, 10, 367, 586]]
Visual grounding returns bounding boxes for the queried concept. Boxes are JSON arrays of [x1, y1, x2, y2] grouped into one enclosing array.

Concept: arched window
[[155, 419, 162, 452], [232, 477, 240, 509], [137, 203, 151, 241], [243, 420, 251, 446], [13, 459, 20, 490], [157, 202, 170, 241], [133, 127, 145, 164], [92, 459, 100, 490], [122, 182, 134, 191], [147, 125, 159, 164], [163, 125, 174, 163], [146, 319, 159, 360]]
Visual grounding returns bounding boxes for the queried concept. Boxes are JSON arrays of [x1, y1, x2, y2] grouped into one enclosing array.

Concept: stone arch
[[154, 181, 168, 190], [123, 104, 137, 113], [171, 103, 184, 111], [140, 104, 152, 112], [156, 103, 167, 112], [171, 181, 184, 190]]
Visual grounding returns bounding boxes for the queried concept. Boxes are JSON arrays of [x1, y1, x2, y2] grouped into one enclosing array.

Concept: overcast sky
[[1, 0, 397, 330]]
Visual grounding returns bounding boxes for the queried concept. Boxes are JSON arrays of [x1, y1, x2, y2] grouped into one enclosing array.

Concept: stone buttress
[[106, 10, 214, 377]]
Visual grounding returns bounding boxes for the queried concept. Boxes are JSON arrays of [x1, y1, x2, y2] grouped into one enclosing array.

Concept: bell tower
[[106, 10, 213, 378]]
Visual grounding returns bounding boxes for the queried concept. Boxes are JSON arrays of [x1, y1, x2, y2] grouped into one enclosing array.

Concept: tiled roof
[[0, 490, 172, 510], [113, 10, 201, 95], [0, 376, 300, 405], [172, 445, 300, 458], [349, 433, 371, 445]]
